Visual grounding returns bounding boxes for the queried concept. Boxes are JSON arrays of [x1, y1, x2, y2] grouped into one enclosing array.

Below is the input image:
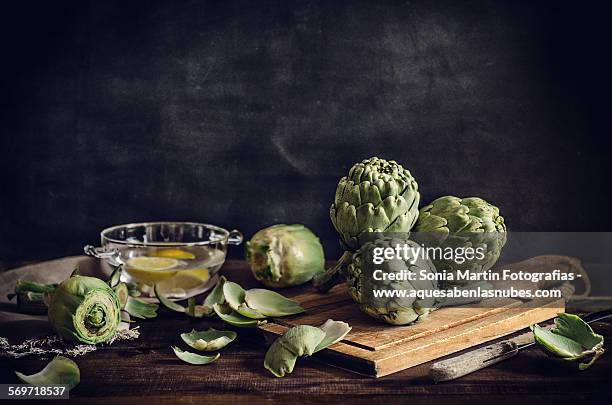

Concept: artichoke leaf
[[222, 281, 247, 312], [154, 284, 186, 313], [15, 356, 80, 390], [264, 339, 298, 378], [124, 296, 158, 319], [201, 276, 227, 315], [235, 303, 266, 319], [244, 289, 304, 317], [264, 340, 298, 378], [172, 347, 220, 365], [278, 325, 325, 357], [314, 319, 352, 353], [213, 303, 266, 328], [180, 328, 237, 351], [113, 283, 129, 308], [531, 313, 605, 370]]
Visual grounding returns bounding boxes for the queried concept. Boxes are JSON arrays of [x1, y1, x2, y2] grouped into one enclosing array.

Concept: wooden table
[[1, 261, 610, 404]]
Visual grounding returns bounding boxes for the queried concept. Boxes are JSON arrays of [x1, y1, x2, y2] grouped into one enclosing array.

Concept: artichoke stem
[[313, 251, 352, 292]]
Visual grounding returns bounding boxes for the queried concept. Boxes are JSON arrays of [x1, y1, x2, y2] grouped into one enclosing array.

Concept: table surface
[[0, 260, 610, 404]]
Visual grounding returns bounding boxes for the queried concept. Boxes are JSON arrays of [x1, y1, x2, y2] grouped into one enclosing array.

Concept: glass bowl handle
[[228, 230, 244, 245], [84, 245, 120, 260]]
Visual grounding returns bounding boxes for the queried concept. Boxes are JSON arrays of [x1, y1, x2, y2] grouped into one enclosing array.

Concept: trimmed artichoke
[[347, 237, 438, 325], [314, 157, 420, 291], [246, 224, 325, 288], [414, 196, 506, 286], [47, 275, 121, 344]]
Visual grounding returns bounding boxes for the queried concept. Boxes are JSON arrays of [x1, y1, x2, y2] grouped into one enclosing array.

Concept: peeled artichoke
[[347, 237, 438, 325], [47, 275, 121, 344], [414, 196, 506, 286], [246, 224, 325, 288], [314, 157, 420, 291]]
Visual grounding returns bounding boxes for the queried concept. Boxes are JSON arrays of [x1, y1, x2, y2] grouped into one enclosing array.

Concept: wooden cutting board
[[257, 276, 565, 378]]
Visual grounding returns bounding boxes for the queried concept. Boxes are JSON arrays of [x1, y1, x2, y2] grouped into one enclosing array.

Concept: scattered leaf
[[201, 276, 226, 316], [245, 289, 305, 317], [15, 356, 80, 389], [314, 319, 352, 353], [125, 296, 158, 319], [213, 303, 266, 328], [114, 283, 129, 309], [263, 320, 350, 378], [531, 313, 605, 370], [180, 328, 237, 351], [235, 303, 266, 319], [172, 347, 220, 365], [222, 281, 246, 312], [264, 340, 298, 378], [154, 284, 186, 313], [279, 325, 326, 357]]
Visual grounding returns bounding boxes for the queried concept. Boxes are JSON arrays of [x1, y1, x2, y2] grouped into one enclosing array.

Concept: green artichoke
[[245, 224, 325, 288], [414, 196, 507, 286], [47, 275, 121, 344], [347, 237, 438, 325], [314, 157, 420, 291]]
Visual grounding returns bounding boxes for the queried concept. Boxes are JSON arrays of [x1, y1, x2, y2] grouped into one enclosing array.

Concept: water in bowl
[[119, 246, 226, 299]]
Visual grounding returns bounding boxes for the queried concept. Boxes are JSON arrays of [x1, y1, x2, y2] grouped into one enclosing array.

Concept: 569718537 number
[[2, 384, 68, 399]]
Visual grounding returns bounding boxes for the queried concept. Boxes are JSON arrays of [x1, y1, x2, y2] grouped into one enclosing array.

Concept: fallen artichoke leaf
[[213, 303, 266, 328], [114, 283, 129, 308], [125, 282, 141, 297], [124, 296, 158, 319], [264, 340, 298, 378], [201, 276, 227, 316], [223, 281, 247, 312], [154, 284, 186, 313], [244, 289, 305, 317], [531, 313, 605, 370], [278, 325, 325, 357], [15, 356, 80, 389], [235, 303, 266, 319], [264, 319, 351, 377], [172, 347, 220, 365], [180, 328, 237, 351], [314, 319, 352, 353]]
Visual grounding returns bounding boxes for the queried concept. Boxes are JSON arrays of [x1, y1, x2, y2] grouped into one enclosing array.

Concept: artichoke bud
[[246, 224, 325, 288], [47, 275, 121, 344], [414, 196, 507, 286], [347, 237, 439, 326], [330, 157, 420, 252]]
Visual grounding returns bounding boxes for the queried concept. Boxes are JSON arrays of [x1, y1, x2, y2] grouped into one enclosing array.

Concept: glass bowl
[[84, 222, 243, 300]]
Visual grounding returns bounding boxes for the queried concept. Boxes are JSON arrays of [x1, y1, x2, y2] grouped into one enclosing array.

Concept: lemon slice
[[127, 257, 179, 271], [125, 257, 180, 284], [156, 268, 210, 294], [154, 249, 196, 260]]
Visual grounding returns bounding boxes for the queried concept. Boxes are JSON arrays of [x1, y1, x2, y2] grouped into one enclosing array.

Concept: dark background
[[1, 0, 611, 267]]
